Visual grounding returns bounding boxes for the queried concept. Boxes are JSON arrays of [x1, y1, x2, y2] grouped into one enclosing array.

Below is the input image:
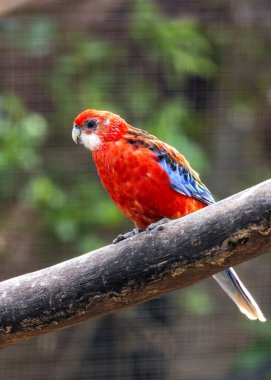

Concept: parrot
[[72, 109, 266, 322]]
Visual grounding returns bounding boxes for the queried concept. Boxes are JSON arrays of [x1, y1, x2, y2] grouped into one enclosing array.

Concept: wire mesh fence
[[0, 1, 270, 379]]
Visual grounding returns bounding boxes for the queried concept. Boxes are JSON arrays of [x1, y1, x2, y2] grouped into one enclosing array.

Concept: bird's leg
[[146, 218, 171, 232], [113, 228, 144, 244]]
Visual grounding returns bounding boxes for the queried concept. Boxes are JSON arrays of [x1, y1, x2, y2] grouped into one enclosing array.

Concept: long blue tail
[[213, 268, 266, 321]]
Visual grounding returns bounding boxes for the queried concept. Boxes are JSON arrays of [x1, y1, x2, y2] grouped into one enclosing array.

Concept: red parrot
[[72, 109, 266, 322]]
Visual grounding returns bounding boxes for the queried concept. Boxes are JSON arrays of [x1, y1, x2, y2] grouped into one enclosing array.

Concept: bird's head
[[72, 109, 128, 151]]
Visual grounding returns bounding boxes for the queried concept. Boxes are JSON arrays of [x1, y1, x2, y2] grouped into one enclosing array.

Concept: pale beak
[[72, 125, 81, 144]]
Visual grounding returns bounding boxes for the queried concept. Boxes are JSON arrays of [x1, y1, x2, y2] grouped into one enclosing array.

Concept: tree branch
[[0, 180, 270, 349]]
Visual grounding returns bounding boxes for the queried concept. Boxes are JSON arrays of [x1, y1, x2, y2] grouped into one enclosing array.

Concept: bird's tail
[[213, 268, 266, 322]]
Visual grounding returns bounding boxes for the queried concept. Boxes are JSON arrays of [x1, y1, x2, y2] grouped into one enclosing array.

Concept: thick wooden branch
[[0, 180, 270, 349]]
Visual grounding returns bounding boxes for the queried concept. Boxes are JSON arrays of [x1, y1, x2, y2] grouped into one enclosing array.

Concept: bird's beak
[[72, 125, 81, 144]]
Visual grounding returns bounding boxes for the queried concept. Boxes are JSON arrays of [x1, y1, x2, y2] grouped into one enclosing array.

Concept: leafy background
[[0, 0, 271, 379]]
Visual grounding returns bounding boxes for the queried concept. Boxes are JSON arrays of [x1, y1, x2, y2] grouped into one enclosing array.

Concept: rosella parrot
[[72, 109, 266, 322]]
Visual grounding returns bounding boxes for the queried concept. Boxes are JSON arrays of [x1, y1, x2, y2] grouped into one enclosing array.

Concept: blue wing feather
[[124, 127, 215, 205], [157, 151, 215, 205]]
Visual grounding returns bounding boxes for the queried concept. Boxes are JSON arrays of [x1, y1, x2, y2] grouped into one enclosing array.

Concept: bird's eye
[[85, 119, 97, 130]]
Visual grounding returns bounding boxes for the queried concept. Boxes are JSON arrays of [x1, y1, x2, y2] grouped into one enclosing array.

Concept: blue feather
[[157, 152, 215, 205]]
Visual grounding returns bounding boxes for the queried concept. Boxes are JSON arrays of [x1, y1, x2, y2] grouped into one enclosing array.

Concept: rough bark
[[0, 180, 270, 349]]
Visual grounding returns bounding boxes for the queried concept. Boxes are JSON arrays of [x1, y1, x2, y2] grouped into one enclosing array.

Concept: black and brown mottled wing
[[125, 127, 215, 205]]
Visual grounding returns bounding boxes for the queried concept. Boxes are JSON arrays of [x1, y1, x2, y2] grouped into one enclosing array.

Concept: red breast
[[93, 138, 205, 229]]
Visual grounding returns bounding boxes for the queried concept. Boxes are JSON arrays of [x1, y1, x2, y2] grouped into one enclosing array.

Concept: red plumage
[[73, 109, 205, 229], [93, 139, 205, 229]]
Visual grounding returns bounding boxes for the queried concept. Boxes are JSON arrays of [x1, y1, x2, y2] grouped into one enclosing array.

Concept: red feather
[[73, 109, 206, 228]]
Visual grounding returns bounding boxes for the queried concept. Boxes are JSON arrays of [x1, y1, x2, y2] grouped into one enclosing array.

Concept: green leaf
[[182, 286, 214, 316]]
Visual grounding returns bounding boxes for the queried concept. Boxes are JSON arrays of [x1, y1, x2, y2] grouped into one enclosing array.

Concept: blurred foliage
[[0, 93, 47, 198], [23, 0, 216, 252], [233, 321, 271, 375], [182, 285, 214, 316], [132, 0, 216, 80], [1, 18, 56, 56], [0, 0, 216, 259], [50, 0, 214, 166], [0, 0, 270, 377]]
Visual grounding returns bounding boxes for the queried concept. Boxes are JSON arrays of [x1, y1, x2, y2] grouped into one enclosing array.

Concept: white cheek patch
[[81, 133, 102, 151]]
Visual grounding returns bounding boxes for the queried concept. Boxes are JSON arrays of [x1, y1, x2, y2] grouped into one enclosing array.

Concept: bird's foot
[[113, 228, 143, 244], [113, 218, 170, 243], [146, 218, 171, 232]]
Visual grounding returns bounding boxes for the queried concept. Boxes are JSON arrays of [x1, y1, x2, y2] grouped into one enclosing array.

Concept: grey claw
[[113, 234, 126, 244], [146, 218, 171, 232], [113, 229, 142, 244]]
